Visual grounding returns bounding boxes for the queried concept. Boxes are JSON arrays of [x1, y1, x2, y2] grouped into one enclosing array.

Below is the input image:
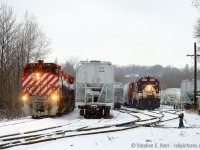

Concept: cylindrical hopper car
[[76, 60, 114, 118]]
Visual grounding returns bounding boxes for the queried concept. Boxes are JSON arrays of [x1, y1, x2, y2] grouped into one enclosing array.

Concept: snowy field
[[0, 106, 200, 150]]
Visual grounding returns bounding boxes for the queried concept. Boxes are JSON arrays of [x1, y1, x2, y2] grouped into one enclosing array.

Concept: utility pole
[[187, 42, 200, 109]]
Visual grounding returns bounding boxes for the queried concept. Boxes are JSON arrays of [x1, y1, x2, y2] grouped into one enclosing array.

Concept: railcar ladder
[[116, 89, 123, 102], [82, 65, 87, 103]]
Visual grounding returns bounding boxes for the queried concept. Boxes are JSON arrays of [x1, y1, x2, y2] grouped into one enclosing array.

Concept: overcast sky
[[6, 0, 199, 68]]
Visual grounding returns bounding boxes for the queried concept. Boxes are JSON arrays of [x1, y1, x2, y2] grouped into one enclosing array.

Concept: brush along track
[[0, 109, 163, 149]]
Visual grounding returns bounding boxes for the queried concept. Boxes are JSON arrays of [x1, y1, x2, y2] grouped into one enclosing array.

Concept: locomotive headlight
[[36, 73, 40, 80], [147, 85, 152, 92], [52, 94, 58, 101], [36, 73, 40, 77]]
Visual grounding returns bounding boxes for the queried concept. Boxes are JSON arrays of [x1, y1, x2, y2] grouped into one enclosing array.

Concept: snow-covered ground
[[0, 110, 137, 135], [15, 127, 200, 150], [0, 106, 200, 150]]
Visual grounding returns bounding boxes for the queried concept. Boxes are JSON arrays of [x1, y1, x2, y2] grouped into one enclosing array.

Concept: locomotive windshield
[[23, 64, 60, 76], [144, 81, 158, 85], [137, 80, 159, 86], [42, 66, 59, 74]]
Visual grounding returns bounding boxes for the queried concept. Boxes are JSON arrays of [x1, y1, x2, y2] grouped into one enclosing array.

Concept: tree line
[[0, 2, 51, 118], [114, 64, 194, 90]]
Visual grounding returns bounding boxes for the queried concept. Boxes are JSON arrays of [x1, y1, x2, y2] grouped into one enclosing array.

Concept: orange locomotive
[[21, 60, 75, 118]]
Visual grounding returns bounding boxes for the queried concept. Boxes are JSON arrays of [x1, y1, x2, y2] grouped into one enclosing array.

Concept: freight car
[[180, 79, 200, 109], [123, 76, 160, 110], [76, 60, 114, 118], [21, 60, 75, 118], [114, 82, 123, 109]]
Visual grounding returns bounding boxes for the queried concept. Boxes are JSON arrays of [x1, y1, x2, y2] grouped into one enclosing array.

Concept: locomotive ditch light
[[22, 95, 28, 101], [52, 94, 58, 101]]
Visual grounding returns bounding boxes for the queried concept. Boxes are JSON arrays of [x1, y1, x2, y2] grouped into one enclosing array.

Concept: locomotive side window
[[51, 66, 59, 75], [137, 82, 141, 86], [24, 67, 32, 76], [42, 66, 51, 73]]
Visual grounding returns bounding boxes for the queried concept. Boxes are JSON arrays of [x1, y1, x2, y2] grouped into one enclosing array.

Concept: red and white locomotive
[[21, 60, 75, 118], [123, 76, 160, 110]]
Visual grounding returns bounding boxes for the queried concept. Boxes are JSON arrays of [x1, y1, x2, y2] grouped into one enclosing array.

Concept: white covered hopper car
[[181, 79, 200, 109], [75, 60, 114, 118]]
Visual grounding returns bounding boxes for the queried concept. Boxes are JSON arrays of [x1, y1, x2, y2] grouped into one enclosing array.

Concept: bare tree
[[62, 57, 79, 75], [192, 0, 200, 8], [0, 2, 19, 109], [194, 18, 200, 41], [114, 64, 193, 90], [0, 3, 52, 118], [19, 11, 51, 65]]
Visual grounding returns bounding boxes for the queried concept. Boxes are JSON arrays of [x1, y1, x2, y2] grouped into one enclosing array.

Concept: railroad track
[[120, 107, 181, 124], [0, 108, 180, 149], [0, 115, 68, 128], [0, 109, 160, 149], [0, 118, 40, 128]]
